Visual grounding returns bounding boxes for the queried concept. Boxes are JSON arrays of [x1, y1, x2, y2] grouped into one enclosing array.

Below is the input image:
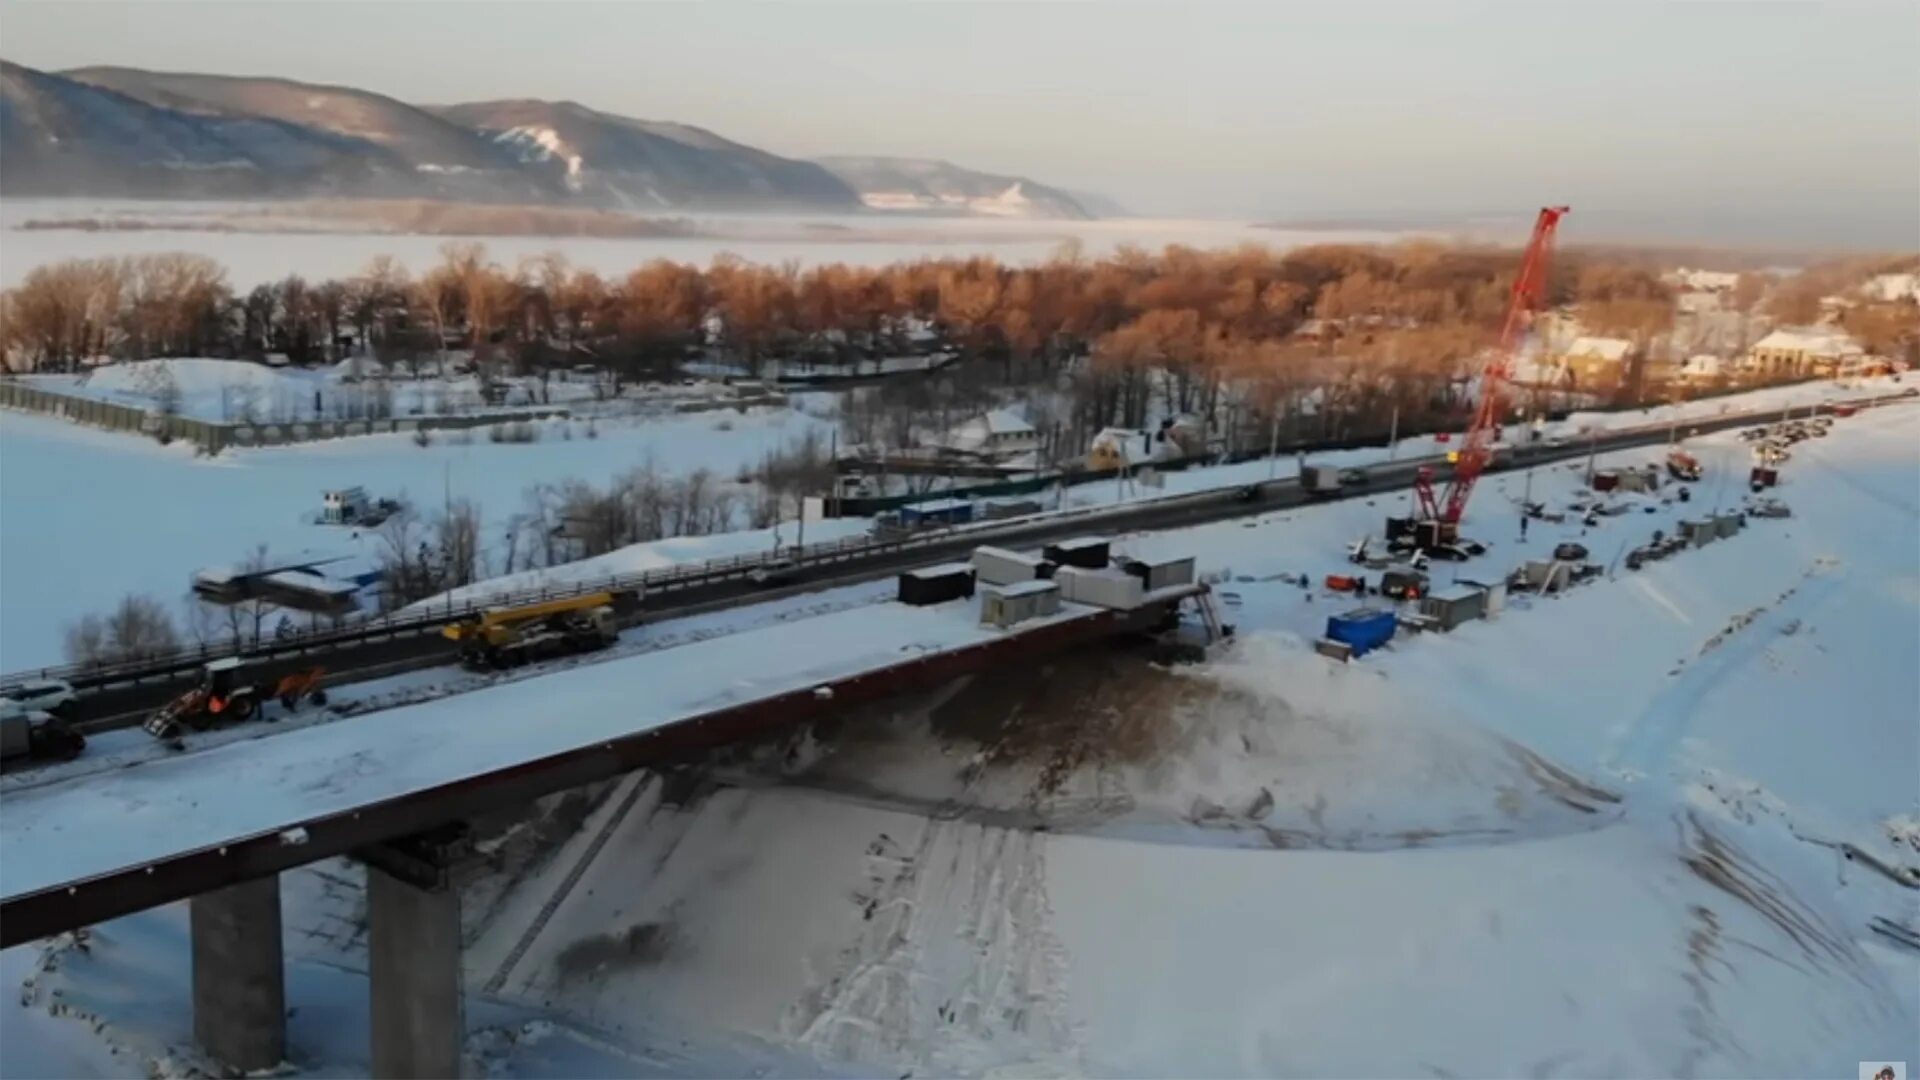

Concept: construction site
[[3, 207, 1915, 1079]]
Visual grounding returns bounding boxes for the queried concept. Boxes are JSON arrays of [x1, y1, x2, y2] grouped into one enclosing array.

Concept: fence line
[[0, 381, 569, 453]]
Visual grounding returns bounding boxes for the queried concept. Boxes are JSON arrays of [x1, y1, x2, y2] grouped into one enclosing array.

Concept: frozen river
[[0, 199, 1396, 287]]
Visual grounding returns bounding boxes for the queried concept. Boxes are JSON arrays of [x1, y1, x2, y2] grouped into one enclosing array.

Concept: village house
[[939, 409, 1040, 463], [1865, 272, 1920, 303], [1676, 291, 1725, 315], [1556, 336, 1638, 387], [1746, 327, 1864, 379], [1664, 268, 1741, 293], [1677, 354, 1729, 387]]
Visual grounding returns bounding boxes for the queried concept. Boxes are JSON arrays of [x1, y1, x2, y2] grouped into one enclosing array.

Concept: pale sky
[[2, 1, 1916, 247]]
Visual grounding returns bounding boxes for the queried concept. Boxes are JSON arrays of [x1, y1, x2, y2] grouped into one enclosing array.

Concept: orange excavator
[[144, 658, 327, 741]]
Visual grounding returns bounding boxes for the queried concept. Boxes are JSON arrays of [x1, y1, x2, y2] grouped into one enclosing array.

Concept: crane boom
[[1415, 205, 1569, 529]]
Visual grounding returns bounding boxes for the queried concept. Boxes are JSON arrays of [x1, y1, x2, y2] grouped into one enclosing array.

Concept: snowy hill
[[0, 60, 417, 198], [57, 65, 553, 202], [812, 155, 1097, 219], [431, 99, 859, 212], [2, 61, 1097, 218]]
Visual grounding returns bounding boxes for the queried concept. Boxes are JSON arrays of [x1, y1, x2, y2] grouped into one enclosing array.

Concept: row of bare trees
[[9, 243, 1916, 432]]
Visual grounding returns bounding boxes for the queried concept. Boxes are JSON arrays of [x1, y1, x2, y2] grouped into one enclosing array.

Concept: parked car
[[749, 558, 799, 587], [4, 678, 75, 717]]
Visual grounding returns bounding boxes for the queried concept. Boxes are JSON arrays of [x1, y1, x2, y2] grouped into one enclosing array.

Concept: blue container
[[900, 497, 975, 527], [1326, 608, 1397, 657]]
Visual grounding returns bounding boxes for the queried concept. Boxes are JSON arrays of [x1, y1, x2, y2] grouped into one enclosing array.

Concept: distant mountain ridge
[[813, 156, 1093, 220], [431, 99, 857, 212], [0, 60, 1115, 218]]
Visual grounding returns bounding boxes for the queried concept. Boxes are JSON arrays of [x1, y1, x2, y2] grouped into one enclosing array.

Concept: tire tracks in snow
[[1603, 561, 1845, 786], [784, 818, 1083, 1074]]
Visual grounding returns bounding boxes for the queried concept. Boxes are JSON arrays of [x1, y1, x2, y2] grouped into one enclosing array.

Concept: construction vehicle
[[1399, 206, 1569, 554], [1666, 449, 1702, 481], [1380, 568, 1429, 601], [442, 592, 618, 670], [1, 699, 85, 766], [1303, 465, 1344, 498], [144, 658, 328, 741]]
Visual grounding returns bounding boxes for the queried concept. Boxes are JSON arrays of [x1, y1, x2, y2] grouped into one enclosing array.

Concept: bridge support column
[[364, 826, 469, 1079], [191, 875, 286, 1071]]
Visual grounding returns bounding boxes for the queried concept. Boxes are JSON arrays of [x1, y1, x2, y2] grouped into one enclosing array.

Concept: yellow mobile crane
[[442, 592, 619, 670]]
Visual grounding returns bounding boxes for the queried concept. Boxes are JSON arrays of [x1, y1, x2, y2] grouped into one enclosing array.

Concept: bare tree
[[66, 593, 180, 667]]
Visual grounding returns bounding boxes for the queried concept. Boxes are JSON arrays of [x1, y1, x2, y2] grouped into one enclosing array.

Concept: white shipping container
[[971, 545, 1045, 586], [1460, 578, 1506, 617], [1054, 565, 1146, 609], [979, 579, 1062, 628]]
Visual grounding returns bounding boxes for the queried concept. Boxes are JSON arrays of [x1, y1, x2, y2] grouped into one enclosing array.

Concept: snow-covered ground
[[5, 400, 1915, 1076], [19, 356, 787, 423], [471, 402, 1920, 1078], [415, 518, 875, 611], [20, 358, 599, 423], [0, 401, 834, 670]]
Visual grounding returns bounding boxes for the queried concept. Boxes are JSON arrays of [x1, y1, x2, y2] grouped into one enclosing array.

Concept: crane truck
[[1398, 205, 1569, 556], [442, 592, 619, 670]]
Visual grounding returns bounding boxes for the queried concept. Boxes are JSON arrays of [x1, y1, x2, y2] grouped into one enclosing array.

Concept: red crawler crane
[[1410, 205, 1569, 545]]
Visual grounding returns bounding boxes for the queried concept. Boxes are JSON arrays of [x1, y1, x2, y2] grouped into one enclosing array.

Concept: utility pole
[[1266, 410, 1280, 479], [1585, 427, 1599, 486], [1521, 464, 1534, 541], [443, 460, 453, 620], [1387, 405, 1400, 460]]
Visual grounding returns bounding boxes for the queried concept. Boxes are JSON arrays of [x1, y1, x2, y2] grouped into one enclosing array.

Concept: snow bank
[[415, 517, 873, 612]]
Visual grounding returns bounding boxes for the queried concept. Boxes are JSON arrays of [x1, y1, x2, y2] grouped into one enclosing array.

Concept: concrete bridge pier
[[363, 825, 472, 1080], [190, 875, 286, 1071]]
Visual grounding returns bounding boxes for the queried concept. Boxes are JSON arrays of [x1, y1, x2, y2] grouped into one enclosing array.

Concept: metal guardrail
[[3, 389, 1904, 696]]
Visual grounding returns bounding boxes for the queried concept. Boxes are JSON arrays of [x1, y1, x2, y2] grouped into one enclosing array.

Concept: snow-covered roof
[[264, 570, 359, 597], [905, 497, 973, 514], [1090, 427, 1149, 452], [973, 545, 1042, 567], [1679, 355, 1725, 377], [1665, 268, 1740, 292], [1865, 272, 1920, 302], [1511, 360, 1568, 384], [1751, 327, 1863, 358], [1563, 337, 1634, 362], [905, 561, 974, 580], [986, 579, 1059, 599], [981, 409, 1033, 435], [942, 409, 1037, 452]]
